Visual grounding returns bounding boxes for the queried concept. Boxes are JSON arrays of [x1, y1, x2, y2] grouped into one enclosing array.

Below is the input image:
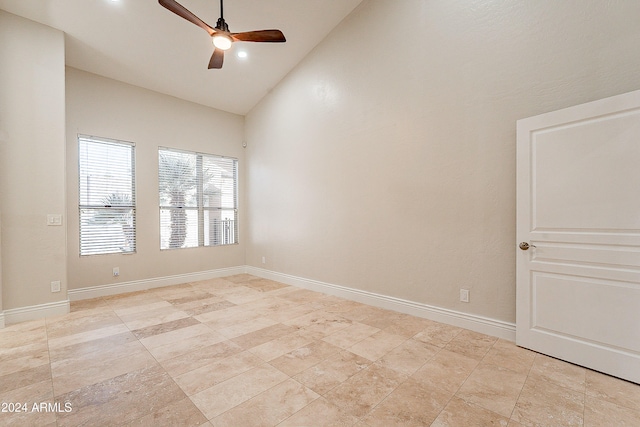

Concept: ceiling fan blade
[[208, 48, 224, 69], [232, 29, 286, 43], [159, 0, 216, 36]]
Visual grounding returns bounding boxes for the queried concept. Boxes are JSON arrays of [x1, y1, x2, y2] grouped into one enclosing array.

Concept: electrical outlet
[[51, 281, 61, 293], [113, 267, 120, 277], [262, 256, 266, 264], [460, 289, 470, 303]]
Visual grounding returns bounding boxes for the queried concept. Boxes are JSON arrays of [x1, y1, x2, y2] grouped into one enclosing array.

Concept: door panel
[[517, 90, 640, 384], [532, 272, 640, 352]]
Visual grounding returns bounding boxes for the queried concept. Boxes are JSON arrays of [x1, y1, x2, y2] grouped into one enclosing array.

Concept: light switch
[[47, 214, 62, 226]]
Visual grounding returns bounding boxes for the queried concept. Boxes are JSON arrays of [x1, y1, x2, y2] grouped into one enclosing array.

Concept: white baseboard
[[9, 264, 515, 341], [68, 266, 246, 301], [3, 300, 70, 326], [246, 266, 516, 341]]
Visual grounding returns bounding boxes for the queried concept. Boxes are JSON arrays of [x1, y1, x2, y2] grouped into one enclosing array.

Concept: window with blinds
[[78, 135, 136, 256], [159, 148, 238, 250]]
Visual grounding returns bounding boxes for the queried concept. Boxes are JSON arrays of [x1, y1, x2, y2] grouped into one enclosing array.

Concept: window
[[159, 148, 238, 250], [78, 135, 136, 255]]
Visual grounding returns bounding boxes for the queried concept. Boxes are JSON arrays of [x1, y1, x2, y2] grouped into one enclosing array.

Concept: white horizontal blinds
[[203, 155, 238, 246], [159, 147, 237, 250], [78, 135, 136, 255]]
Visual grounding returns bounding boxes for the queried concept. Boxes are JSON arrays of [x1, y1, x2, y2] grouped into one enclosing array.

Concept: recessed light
[[237, 51, 248, 59]]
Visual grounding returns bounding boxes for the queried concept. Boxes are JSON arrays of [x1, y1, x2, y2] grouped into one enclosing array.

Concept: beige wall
[[245, 0, 640, 323], [0, 11, 67, 309], [65, 68, 245, 290]]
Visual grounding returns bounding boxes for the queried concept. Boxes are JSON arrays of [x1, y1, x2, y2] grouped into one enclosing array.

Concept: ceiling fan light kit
[[159, 0, 286, 69], [213, 35, 232, 50]]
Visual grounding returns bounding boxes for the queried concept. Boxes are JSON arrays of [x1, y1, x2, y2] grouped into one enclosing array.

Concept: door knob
[[519, 242, 536, 250]]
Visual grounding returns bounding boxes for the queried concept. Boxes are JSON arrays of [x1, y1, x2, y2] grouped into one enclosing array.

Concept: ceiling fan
[[159, 0, 286, 69]]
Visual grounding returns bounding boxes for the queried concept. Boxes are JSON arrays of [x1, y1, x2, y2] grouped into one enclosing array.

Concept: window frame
[[158, 147, 238, 250], [78, 134, 137, 256]]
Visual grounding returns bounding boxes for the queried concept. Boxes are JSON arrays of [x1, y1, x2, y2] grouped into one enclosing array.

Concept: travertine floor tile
[[0, 275, 637, 427], [231, 323, 299, 350], [47, 324, 130, 350], [324, 363, 406, 417], [481, 339, 536, 375], [262, 302, 319, 323], [113, 300, 173, 317], [269, 340, 341, 376], [382, 315, 433, 338], [377, 338, 439, 376], [511, 376, 584, 426], [211, 378, 319, 426], [244, 278, 290, 292], [177, 298, 236, 317], [431, 396, 509, 427], [321, 322, 380, 349], [118, 306, 190, 330], [69, 297, 111, 312], [51, 343, 157, 396], [138, 323, 213, 349], [584, 395, 640, 427], [456, 362, 527, 417], [411, 349, 478, 394], [159, 340, 243, 377], [218, 286, 265, 305], [131, 316, 200, 340], [55, 365, 186, 427], [0, 347, 50, 376], [128, 396, 208, 426], [284, 310, 353, 337], [277, 288, 326, 303], [0, 319, 48, 349], [217, 316, 279, 339], [362, 377, 451, 426], [0, 340, 48, 364], [528, 353, 586, 393], [0, 364, 51, 395], [103, 292, 165, 310], [444, 329, 498, 360], [250, 331, 315, 361], [294, 350, 371, 395], [223, 273, 260, 284], [346, 330, 407, 362], [48, 331, 137, 363], [46, 310, 124, 340], [0, 380, 56, 426], [190, 363, 288, 419], [174, 351, 264, 396], [145, 330, 228, 362], [277, 397, 359, 427], [165, 290, 217, 306], [413, 321, 463, 348], [585, 369, 640, 411]]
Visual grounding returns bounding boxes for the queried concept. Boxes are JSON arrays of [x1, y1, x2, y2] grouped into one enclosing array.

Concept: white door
[[516, 90, 640, 384]]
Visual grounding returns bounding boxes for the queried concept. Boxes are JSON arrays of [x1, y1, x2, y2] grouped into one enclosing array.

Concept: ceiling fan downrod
[[216, 0, 229, 32]]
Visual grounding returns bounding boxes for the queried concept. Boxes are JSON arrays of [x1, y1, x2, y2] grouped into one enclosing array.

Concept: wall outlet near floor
[[460, 289, 470, 303], [113, 267, 120, 277], [51, 281, 61, 293], [262, 256, 266, 264]]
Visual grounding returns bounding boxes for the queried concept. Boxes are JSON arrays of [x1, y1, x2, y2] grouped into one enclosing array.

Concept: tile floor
[[1, 274, 639, 426]]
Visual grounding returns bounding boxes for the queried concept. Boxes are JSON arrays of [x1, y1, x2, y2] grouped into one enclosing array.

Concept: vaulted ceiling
[[0, 0, 364, 114]]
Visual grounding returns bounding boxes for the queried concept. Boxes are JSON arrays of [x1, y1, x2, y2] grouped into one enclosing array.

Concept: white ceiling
[[0, 0, 364, 115]]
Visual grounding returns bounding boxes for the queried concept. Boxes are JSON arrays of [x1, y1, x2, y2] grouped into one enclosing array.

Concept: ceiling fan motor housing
[[216, 17, 229, 32]]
